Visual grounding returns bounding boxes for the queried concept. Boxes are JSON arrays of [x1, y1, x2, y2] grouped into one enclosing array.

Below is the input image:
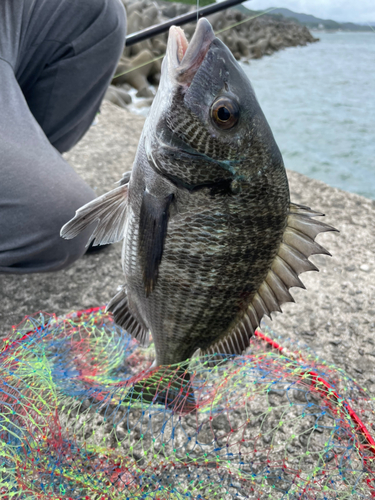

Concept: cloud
[[243, 0, 375, 24]]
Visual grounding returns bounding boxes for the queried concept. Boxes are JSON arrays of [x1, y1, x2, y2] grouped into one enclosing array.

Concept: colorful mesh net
[[1, 306, 375, 499]]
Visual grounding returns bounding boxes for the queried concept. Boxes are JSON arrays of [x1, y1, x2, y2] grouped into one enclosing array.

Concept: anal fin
[[201, 316, 254, 364]]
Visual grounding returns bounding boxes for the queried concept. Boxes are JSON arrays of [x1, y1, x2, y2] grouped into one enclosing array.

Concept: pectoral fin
[[138, 190, 174, 296], [60, 177, 129, 246]]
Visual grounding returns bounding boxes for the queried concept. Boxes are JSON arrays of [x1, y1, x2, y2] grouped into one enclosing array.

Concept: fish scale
[[61, 19, 337, 411], [123, 167, 288, 366]]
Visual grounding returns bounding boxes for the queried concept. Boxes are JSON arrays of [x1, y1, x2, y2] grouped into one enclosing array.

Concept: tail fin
[[126, 364, 196, 414]]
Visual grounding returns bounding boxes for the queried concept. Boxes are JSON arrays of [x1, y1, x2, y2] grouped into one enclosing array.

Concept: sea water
[[242, 31, 375, 200]]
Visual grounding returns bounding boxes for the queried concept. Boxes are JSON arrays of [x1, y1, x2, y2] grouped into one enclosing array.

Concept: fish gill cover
[[1, 307, 375, 499]]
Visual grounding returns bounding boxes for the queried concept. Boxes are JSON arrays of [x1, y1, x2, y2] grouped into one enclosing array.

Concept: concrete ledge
[[1, 101, 374, 391]]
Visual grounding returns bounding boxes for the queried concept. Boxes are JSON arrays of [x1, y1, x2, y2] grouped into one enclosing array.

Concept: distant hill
[[237, 6, 374, 32]]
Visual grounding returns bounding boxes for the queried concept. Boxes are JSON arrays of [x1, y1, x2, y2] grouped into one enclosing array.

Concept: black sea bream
[[61, 19, 336, 410]]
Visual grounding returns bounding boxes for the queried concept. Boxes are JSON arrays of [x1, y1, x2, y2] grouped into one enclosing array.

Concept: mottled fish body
[[61, 19, 336, 411]]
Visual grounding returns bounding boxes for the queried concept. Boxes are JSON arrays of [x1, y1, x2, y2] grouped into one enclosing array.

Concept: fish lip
[[167, 18, 215, 86]]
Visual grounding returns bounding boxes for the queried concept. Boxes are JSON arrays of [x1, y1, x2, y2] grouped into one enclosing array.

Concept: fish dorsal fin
[[60, 174, 130, 246], [106, 285, 150, 346], [202, 203, 337, 361]]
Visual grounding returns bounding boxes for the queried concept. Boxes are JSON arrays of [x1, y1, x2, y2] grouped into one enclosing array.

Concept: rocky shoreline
[[105, 0, 318, 109]]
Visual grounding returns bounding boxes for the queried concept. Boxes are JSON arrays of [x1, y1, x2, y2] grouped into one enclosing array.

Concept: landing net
[[1, 306, 375, 499]]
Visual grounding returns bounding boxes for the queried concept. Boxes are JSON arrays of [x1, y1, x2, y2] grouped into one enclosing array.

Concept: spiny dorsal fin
[[202, 203, 337, 362], [60, 176, 130, 246], [106, 286, 149, 346]]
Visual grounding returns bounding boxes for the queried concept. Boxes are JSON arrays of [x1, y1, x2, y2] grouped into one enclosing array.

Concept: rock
[[126, 0, 147, 18], [128, 39, 153, 58], [161, 3, 191, 19], [160, 3, 177, 19], [113, 86, 132, 104], [118, 83, 132, 92], [151, 39, 167, 56], [360, 264, 371, 272], [127, 10, 143, 35], [249, 38, 270, 59], [237, 37, 250, 58], [269, 35, 285, 51], [136, 86, 154, 98], [133, 97, 154, 108], [104, 85, 132, 109], [127, 5, 158, 44], [115, 2, 319, 102], [113, 50, 160, 90], [143, 4, 158, 24]]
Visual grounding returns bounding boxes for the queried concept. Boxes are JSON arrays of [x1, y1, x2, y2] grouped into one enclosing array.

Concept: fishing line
[[215, 6, 276, 34], [112, 7, 277, 80]]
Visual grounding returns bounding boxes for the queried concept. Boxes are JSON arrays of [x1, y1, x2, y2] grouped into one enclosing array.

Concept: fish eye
[[210, 97, 239, 130]]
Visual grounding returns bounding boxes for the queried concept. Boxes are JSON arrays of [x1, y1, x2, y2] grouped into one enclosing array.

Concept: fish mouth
[[168, 18, 215, 86]]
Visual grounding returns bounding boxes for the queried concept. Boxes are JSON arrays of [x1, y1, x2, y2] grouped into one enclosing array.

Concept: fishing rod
[[125, 0, 247, 46]]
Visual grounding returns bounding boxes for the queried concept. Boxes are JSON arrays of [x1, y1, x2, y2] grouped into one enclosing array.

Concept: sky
[[243, 0, 375, 24]]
